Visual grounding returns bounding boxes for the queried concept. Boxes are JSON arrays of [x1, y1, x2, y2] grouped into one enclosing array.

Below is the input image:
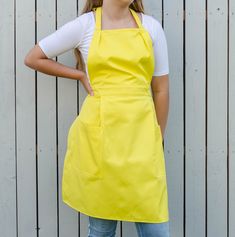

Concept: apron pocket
[[74, 118, 102, 178], [149, 99, 165, 178], [65, 94, 102, 179], [154, 122, 163, 143], [149, 98, 163, 143], [78, 94, 101, 127], [74, 95, 102, 178], [153, 124, 166, 178]]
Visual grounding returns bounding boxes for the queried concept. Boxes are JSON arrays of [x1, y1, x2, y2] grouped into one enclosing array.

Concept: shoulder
[[56, 11, 93, 32], [69, 12, 93, 29], [141, 13, 167, 44], [142, 13, 164, 33], [66, 11, 94, 40], [73, 11, 93, 26]]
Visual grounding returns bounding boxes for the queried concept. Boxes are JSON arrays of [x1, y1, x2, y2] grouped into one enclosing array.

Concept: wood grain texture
[[185, 1, 206, 237], [56, 0, 79, 236], [37, 0, 58, 236], [163, 0, 184, 236], [0, 0, 17, 236], [229, 0, 235, 237], [207, 0, 228, 236], [15, 0, 37, 236]]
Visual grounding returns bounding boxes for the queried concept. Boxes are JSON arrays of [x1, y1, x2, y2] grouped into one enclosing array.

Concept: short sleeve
[[151, 17, 169, 76], [38, 13, 88, 59]]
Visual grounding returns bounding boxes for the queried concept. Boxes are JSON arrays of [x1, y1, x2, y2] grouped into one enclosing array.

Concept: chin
[[115, 0, 134, 7]]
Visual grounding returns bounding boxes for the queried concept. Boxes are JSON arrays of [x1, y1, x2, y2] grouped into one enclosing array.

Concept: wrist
[[76, 69, 86, 81]]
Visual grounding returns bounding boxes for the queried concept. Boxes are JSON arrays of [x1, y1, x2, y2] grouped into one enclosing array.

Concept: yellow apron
[[62, 6, 169, 223]]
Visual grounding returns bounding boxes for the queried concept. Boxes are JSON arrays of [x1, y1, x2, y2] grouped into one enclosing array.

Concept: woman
[[24, 0, 170, 236]]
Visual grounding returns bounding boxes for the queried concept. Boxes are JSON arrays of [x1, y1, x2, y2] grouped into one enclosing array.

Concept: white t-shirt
[[38, 10, 169, 77]]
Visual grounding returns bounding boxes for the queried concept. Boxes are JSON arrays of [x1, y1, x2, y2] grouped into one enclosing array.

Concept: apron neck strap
[[129, 8, 143, 29], [94, 6, 143, 30], [94, 7, 101, 30]]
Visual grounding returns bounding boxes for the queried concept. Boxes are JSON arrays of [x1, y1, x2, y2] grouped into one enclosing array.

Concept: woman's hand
[[79, 72, 94, 96]]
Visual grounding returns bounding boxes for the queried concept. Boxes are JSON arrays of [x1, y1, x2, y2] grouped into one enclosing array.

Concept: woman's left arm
[[151, 74, 169, 140]]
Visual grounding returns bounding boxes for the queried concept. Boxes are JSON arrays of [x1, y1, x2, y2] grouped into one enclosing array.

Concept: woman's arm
[[24, 12, 94, 95], [24, 43, 84, 80], [24, 44, 94, 95], [149, 15, 170, 139], [151, 74, 169, 139]]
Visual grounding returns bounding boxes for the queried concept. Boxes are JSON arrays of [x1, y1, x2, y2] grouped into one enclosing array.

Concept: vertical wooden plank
[[207, 0, 228, 237], [143, 0, 162, 20], [229, 0, 235, 237], [57, 0, 79, 236], [185, 1, 206, 237], [15, 0, 37, 236], [122, 221, 137, 237], [163, 0, 184, 236], [37, 0, 57, 236], [0, 0, 17, 236]]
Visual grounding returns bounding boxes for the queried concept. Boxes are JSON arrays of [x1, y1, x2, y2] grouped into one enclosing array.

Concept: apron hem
[[62, 199, 170, 224]]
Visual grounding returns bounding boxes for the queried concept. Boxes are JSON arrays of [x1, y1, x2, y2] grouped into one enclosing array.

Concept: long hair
[[74, 0, 144, 73]]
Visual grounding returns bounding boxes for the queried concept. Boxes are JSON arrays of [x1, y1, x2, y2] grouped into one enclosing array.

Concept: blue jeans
[[88, 216, 170, 237]]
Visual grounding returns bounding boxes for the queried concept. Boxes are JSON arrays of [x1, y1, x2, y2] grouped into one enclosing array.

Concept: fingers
[[80, 73, 94, 96], [85, 79, 94, 96], [88, 83, 94, 96]]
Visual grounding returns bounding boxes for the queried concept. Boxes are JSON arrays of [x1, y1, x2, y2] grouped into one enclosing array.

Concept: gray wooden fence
[[1, 0, 234, 236]]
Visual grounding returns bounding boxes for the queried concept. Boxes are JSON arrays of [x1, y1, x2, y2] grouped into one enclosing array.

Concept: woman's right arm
[[24, 44, 85, 81], [24, 14, 94, 95]]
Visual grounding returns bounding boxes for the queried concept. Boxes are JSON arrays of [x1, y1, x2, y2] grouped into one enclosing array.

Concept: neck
[[102, 1, 132, 21]]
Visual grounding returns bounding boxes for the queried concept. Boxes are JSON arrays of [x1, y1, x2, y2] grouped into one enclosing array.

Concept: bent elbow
[[24, 54, 37, 69], [24, 44, 43, 68], [24, 55, 31, 67]]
